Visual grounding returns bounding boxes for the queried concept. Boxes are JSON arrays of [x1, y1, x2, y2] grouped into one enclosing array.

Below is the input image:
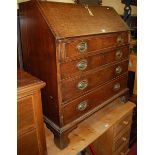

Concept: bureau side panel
[[19, 1, 60, 126]]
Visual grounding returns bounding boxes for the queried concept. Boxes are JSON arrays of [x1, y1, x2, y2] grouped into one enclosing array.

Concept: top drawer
[[60, 32, 129, 60], [17, 96, 35, 134]]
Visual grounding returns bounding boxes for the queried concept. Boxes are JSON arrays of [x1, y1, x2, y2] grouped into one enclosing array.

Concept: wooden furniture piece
[[17, 10, 23, 70], [45, 99, 135, 155], [17, 70, 47, 155], [128, 52, 137, 147], [92, 109, 133, 155], [19, 1, 130, 149], [128, 52, 137, 95], [128, 94, 137, 147]]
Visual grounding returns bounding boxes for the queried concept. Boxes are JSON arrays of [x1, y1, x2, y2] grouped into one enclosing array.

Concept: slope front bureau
[[19, 1, 130, 149]]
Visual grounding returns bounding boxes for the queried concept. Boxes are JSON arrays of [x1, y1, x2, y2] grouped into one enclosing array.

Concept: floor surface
[[128, 143, 137, 155]]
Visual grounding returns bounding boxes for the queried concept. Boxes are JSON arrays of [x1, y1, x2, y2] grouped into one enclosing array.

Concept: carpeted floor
[[128, 143, 137, 155]]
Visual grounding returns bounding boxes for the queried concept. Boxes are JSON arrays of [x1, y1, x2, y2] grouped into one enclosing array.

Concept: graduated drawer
[[60, 32, 129, 60], [17, 129, 39, 155], [60, 46, 129, 79], [114, 112, 132, 137], [62, 74, 128, 125], [17, 96, 35, 133], [61, 60, 128, 102], [113, 127, 131, 152], [113, 143, 129, 155]]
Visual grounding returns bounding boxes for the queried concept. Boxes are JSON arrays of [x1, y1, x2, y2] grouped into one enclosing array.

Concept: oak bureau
[[19, 1, 130, 149]]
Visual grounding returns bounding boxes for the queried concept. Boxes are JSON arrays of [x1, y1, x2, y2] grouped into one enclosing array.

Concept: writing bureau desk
[[19, 1, 130, 149]]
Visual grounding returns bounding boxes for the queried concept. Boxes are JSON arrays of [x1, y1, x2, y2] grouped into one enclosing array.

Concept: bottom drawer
[[17, 130, 40, 155], [113, 143, 129, 155], [63, 74, 128, 125], [113, 127, 131, 152]]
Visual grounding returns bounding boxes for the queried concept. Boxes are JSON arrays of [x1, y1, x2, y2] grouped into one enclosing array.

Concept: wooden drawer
[[61, 60, 128, 102], [113, 127, 131, 152], [62, 74, 128, 124], [61, 32, 129, 60], [17, 96, 35, 133], [60, 46, 129, 79], [113, 143, 129, 155], [17, 129, 40, 155], [114, 113, 132, 137]]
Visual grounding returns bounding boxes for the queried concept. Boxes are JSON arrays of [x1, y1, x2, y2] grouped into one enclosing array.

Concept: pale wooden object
[[92, 114, 132, 155], [128, 53, 137, 95], [45, 99, 135, 155]]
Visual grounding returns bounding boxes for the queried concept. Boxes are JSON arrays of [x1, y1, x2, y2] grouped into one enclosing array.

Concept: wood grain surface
[[38, 1, 129, 39], [19, 1, 130, 149], [45, 99, 135, 155]]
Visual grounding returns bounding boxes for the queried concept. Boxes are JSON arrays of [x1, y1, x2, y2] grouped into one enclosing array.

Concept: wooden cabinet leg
[[44, 118, 78, 149], [54, 132, 70, 149]]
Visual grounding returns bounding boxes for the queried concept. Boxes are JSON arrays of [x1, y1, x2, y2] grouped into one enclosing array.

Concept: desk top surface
[[45, 98, 135, 155], [17, 70, 45, 96]]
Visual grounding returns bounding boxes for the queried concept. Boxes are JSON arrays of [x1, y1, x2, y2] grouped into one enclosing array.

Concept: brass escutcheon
[[113, 83, 121, 91], [77, 80, 88, 90], [77, 41, 87, 53], [77, 101, 88, 111], [77, 59, 88, 71], [117, 35, 124, 44], [115, 66, 122, 74], [115, 50, 123, 60]]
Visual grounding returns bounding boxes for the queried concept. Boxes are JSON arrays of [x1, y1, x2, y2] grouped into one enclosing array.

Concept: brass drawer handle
[[120, 95, 128, 103], [77, 101, 88, 111], [115, 50, 123, 60], [77, 80, 88, 90], [122, 137, 127, 142], [115, 66, 122, 75], [77, 59, 88, 71], [123, 121, 129, 125], [113, 83, 121, 91], [117, 35, 124, 44], [77, 41, 87, 53]]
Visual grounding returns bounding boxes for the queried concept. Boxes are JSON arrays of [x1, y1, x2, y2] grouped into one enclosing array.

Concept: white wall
[[17, 0, 137, 15], [17, 0, 29, 3], [102, 0, 137, 15], [46, 0, 137, 15], [17, 0, 74, 3]]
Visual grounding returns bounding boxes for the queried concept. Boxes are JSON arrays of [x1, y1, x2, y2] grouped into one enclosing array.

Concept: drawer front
[[114, 113, 132, 137], [17, 96, 35, 132], [61, 32, 129, 60], [113, 144, 129, 155], [61, 60, 128, 102], [62, 74, 128, 125], [18, 130, 40, 155], [60, 46, 129, 79], [113, 128, 131, 152]]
